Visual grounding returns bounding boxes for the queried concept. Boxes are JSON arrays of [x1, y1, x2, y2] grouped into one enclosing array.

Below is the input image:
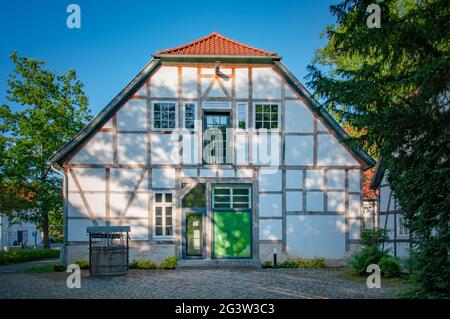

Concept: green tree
[[0, 52, 92, 247], [308, 0, 449, 297]]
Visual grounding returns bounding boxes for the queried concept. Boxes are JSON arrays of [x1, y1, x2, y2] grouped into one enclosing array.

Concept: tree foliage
[[0, 52, 92, 247], [308, 0, 449, 297]]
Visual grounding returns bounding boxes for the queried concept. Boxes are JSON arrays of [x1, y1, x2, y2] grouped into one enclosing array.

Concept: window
[[398, 216, 409, 237], [153, 102, 177, 130], [184, 103, 196, 130], [255, 104, 279, 129], [154, 192, 174, 238], [213, 186, 251, 209], [236, 103, 248, 130]]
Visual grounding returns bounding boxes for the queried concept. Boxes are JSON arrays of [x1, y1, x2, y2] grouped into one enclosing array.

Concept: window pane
[[233, 203, 250, 209], [255, 104, 262, 113], [263, 105, 270, 112], [255, 113, 262, 121], [214, 203, 231, 209], [165, 193, 172, 203], [154, 120, 161, 129], [165, 227, 173, 236], [156, 227, 163, 236], [155, 216, 162, 226], [255, 121, 262, 129], [233, 188, 249, 195], [154, 104, 160, 111], [165, 206, 172, 216], [214, 188, 230, 195], [155, 194, 163, 203], [155, 206, 163, 215], [271, 105, 278, 112]]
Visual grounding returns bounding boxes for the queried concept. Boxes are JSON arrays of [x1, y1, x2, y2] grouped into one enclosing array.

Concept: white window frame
[[212, 186, 252, 209], [253, 102, 281, 132], [235, 102, 248, 131], [397, 216, 409, 238], [153, 192, 175, 239], [202, 101, 231, 110], [183, 102, 197, 131], [152, 101, 178, 131]]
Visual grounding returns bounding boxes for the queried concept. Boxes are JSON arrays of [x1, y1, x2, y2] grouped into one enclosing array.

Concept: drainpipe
[[48, 162, 68, 266]]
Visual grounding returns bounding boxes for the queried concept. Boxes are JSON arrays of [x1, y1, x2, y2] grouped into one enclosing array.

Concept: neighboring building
[[0, 215, 42, 249], [370, 161, 411, 257], [49, 33, 375, 265]]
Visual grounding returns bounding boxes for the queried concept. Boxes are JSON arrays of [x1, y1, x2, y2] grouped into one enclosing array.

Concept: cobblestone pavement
[[0, 268, 405, 299]]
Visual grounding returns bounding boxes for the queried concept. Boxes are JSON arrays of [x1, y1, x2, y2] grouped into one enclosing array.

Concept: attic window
[[153, 102, 177, 130], [255, 104, 279, 130]]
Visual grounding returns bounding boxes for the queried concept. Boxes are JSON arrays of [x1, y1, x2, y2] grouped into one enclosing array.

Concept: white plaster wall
[[68, 168, 105, 192], [285, 136, 313, 166], [218, 169, 234, 178], [349, 219, 361, 239], [110, 168, 148, 192], [182, 67, 197, 98], [110, 193, 148, 219], [286, 191, 302, 211], [286, 170, 302, 189], [151, 134, 180, 164], [68, 193, 105, 219], [284, 84, 297, 98], [181, 168, 197, 178], [252, 68, 281, 99], [117, 99, 147, 131], [151, 66, 178, 97], [102, 119, 113, 129], [287, 215, 346, 259], [327, 170, 345, 189], [397, 243, 410, 258], [379, 185, 394, 212], [380, 215, 395, 240], [348, 194, 361, 217], [111, 219, 148, 240], [152, 168, 176, 188], [327, 192, 345, 212], [306, 192, 324, 212], [284, 100, 314, 133], [259, 169, 281, 191], [235, 68, 249, 98], [182, 133, 199, 164], [70, 132, 113, 164], [235, 134, 249, 164], [252, 134, 280, 166], [236, 168, 253, 178], [259, 219, 282, 240], [259, 194, 282, 217], [305, 169, 324, 190], [67, 219, 104, 242], [134, 82, 147, 97], [317, 134, 360, 166], [117, 133, 147, 164], [348, 170, 361, 193], [199, 168, 216, 178]]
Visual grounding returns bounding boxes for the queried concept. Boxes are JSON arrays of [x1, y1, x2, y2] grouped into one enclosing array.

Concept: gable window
[[184, 103, 196, 130], [255, 104, 279, 130], [153, 102, 177, 130], [236, 103, 248, 130], [398, 216, 409, 237], [213, 186, 251, 209], [154, 192, 174, 238]]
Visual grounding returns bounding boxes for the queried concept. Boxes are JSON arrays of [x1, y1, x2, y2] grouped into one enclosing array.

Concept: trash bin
[[86, 226, 130, 276]]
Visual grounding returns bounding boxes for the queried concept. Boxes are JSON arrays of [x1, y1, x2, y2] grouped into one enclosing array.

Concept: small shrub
[[136, 259, 157, 270], [53, 263, 65, 272], [401, 251, 417, 274], [277, 258, 326, 269], [0, 248, 60, 265], [74, 259, 90, 269], [159, 256, 178, 270], [379, 256, 401, 278], [262, 260, 273, 268], [129, 260, 138, 269], [346, 246, 391, 275], [361, 229, 389, 247]]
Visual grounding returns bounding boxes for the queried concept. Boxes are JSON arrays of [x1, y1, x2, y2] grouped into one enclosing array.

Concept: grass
[[0, 248, 60, 265], [24, 264, 56, 274]]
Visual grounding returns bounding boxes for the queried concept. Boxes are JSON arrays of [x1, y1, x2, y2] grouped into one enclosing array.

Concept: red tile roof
[[156, 32, 278, 57]]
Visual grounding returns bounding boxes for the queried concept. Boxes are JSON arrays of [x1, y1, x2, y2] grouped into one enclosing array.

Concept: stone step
[[177, 259, 262, 269]]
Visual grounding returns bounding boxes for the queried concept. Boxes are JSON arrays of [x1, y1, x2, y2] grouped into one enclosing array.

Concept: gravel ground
[[0, 267, 406, 299]]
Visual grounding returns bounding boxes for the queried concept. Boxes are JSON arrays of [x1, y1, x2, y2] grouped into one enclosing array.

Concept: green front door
[[212, 185, 252, 259], [186, 212, 203, 257], [213, 211, 252, 258]]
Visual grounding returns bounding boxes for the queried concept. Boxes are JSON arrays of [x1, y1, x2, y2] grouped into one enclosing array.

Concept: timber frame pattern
[[51, 45, 375, 260]]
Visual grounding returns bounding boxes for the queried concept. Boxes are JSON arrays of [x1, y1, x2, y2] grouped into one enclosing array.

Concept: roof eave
[[48, 58, 162, 165], [153, 54, 282, 63]]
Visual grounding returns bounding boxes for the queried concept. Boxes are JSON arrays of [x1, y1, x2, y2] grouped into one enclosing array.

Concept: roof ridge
[[212, 33, 276, 56]]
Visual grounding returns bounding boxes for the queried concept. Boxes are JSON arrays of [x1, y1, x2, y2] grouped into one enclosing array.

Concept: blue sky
[[0, 0, 337, 115]]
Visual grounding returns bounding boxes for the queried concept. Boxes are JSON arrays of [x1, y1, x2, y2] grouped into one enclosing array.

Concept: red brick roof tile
[[156, 32, 277, 57]]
